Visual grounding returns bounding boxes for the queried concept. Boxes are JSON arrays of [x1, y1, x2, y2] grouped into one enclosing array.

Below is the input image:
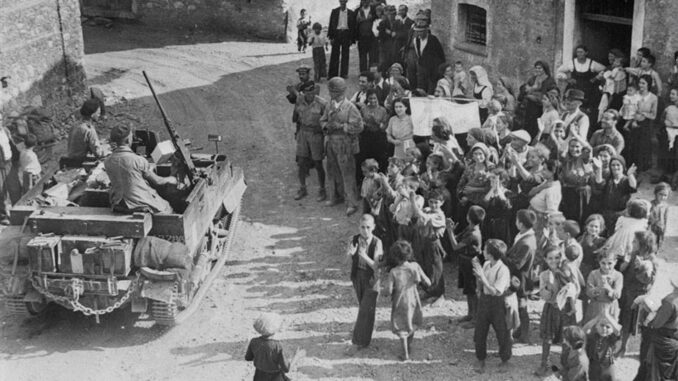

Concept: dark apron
[[474, 85, 488, 124], [569, 59, 599, 112]]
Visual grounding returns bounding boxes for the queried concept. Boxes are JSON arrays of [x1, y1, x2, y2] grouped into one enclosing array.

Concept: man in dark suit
[[355, 0, 376, 73], [328, 0, 356, 78], [506, 209, 538, 344], [403, 14, 445, 94], [392, 5, 414, 66]]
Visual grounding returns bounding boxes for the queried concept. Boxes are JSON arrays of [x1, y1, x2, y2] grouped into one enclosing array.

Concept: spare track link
[[3, 296, 30, 316], [151, 284, 179, 326]]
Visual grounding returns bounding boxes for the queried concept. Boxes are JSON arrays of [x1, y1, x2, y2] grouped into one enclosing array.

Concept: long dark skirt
[[421, 238, 445, 298], [634, 327, 678, 381], [352, 287, 379, 347], [523, 99, 542, 139], [561, 186, 590, 224]]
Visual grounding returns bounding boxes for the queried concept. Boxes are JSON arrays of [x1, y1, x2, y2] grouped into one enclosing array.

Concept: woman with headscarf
[[386, 63, 407, 87], [458, 142, 495, 207], [469, 66, 494, 124], [519, 60, 558, 140], [534, 90, 562, 144], [634, 276, 678, 381], [494, 76, 517, 118]]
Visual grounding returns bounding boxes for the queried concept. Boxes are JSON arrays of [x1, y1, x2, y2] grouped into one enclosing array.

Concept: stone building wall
[[431, 0, 563, 88], [136, 0, 287, 40], [0, 0, 86, 111], [431, 0, 677, 92], [642, 0, 678, 79]]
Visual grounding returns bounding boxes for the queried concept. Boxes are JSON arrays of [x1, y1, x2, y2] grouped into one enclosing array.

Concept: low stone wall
[[136, 0, 288, 40], [0, 0, 86, 113]]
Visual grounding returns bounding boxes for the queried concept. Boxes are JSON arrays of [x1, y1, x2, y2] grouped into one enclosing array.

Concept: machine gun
[[142, 71, 196, 183]]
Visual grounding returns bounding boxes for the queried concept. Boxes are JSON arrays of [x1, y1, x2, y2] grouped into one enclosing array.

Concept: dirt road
[[1, 24, 675, 381]]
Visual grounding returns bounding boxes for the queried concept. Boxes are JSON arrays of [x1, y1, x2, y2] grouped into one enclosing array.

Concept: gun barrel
[[142, 71, 196, 181]]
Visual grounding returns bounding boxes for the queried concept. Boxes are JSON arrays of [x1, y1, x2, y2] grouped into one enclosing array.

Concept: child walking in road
[[385, 240, 431, 361], [648, 182, 670, 250], [472, 239, 512, 374], [308, 23, 328, 82], [245, 313, 301, 381], [296, 9, 311, 53]]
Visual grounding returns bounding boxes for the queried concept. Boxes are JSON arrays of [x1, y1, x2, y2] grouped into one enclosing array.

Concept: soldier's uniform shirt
[[104, 146, 172, 214], [67, 121, 102, 161]]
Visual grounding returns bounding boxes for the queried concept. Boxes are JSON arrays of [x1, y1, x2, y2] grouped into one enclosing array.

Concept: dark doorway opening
[[576, 0, 634, 64]]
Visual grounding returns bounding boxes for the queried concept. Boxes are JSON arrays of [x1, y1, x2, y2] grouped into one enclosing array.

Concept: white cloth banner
[[410, 98, 481, 136]]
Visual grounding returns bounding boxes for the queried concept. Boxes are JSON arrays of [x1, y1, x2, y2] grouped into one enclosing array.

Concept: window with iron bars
[[462, 4, 487, 46]]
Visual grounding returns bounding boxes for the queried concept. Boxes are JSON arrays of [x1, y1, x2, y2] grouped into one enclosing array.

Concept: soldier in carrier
[[104, 125, 179, 214]]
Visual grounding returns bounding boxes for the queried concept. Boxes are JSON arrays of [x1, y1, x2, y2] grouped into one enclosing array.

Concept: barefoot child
[[347, 214, 383, 348], [447, 205, 486, 328], [584, 250, 623, 323], [648, 182, 671, 250], [245, 313, 296, 380], [584, 310, 622, 381], [558, 325, 589, 381], [536, 247, 579, 377], [472, 239, 512, 374], [386, 240, 431, 361], [296, 9, 311, 53]]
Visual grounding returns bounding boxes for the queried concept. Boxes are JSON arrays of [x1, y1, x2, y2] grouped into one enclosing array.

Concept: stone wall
[[0, 0, 86, 112], [432, 0, 678, 93], [642, 0, 678, 80], [136, 0, 288, 40], [431, 0, 563, 90]]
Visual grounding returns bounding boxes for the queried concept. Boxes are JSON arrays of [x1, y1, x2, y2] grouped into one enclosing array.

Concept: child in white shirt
[[19, 133, 41, 194], [620, 83, 641, 133]]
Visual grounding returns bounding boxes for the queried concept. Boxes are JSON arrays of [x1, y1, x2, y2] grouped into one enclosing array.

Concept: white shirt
[[482, 260, 510, 296], [351, 90, 367, 105], [0, 128, 12, 161], [562, 109, 590, 140], [338, 9, 348, 30], [19, 149, 41, 175], [514, 228, 535, 245], [530, 180, 563, 214], [557, 58, 606, 77]]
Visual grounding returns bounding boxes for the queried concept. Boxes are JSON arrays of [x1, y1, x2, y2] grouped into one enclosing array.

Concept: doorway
[[575, 0, 634, 64]]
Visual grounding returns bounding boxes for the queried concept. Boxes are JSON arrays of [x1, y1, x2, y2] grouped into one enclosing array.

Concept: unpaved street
[[1, 24, 675, 381]]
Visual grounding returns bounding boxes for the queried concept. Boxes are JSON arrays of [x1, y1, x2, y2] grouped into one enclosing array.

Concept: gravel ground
[[1, 23, 677, 381]]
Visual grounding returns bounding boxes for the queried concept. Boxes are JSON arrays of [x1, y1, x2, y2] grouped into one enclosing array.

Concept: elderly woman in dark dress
[[634, 276, 678, 381], [518, 61, 558, 139]]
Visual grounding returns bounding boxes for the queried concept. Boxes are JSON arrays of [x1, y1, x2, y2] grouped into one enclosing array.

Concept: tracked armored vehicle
[[0, 73, 246, 325]]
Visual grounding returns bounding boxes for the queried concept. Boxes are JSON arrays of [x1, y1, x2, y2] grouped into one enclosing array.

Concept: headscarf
[[534, 60, 552, 78], [469, 65, 492, 89], [497, 76, 515, 97], [389, 63, 404, 76], [470, 142, 491, 161], [253, 313, 283, 337]]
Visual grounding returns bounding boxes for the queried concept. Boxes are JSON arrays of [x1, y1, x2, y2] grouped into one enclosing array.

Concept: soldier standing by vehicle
[[293, 82, 327, 201], [321, 77, 364, 216]]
